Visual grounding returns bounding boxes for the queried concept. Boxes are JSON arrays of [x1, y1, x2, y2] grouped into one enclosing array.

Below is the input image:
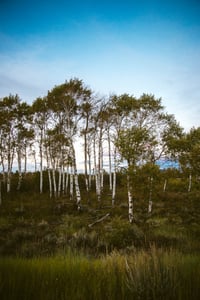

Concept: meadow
[[0, 172, 200, 299]]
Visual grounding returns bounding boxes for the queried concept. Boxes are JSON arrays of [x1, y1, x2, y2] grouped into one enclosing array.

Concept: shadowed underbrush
[[0, 189, 200, 257]]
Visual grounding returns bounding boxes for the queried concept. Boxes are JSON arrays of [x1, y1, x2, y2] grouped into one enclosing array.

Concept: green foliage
[[179, 127, 200, 176]]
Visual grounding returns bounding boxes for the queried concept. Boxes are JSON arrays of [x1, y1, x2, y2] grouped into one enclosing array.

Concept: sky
[[0, 0, 200, 132]]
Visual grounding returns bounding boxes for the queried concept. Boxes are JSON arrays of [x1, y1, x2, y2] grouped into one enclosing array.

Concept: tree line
[[0, 78, 199, 222]]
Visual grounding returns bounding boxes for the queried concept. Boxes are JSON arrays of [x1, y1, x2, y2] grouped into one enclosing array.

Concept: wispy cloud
[[0, 1, 200, 131]]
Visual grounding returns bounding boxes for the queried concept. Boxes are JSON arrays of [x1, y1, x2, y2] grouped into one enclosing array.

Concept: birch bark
[[127, 173, 134, 223], [112, 147, 117, 206]]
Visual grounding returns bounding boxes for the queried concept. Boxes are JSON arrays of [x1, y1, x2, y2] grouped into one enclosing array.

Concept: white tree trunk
[[188, 173, 192, 192], [112, 148, 117, 206], [0, 158, 6, 184], [62, 168, 65, 195], [46, 146, 52, 198], [99, 136, 104, 191], [148, 177, 153, 213], [96, 173, 101, 202], [84, 133, 89, 193], [70, 166, 74, 200], [93, 131, 101, 201], [58, 166, 62, 197], [24, 145, 27, 174], [7, 172, 11, 193], [6, 138, 14, 193], [48, 168, 52, 198], [39, 134, 43, 194], [97, 128, 103, 200], [88, 144, 92, 190], [74, 171, 81, 209], [71, 143, 81, 209], [52, 168, 57, 198], [163, 179, 167, 192], [127, 173, 134, 223], [112, 171, 116, 206], [65, 167, 69, 195], [107, 128, 112, 191], [17, 148, 22, 190]]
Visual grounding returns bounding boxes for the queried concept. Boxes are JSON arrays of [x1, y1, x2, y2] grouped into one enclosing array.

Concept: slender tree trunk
[[46, 146, 52, 198], [70, 166, 74, 200], [148, 176, 153, 213], [93, 132, 101, 202], [112, 171, 116, 207], [24, 145, 27, 174], [97, 128, 103, 200], [0, 158, 6, 184], [88, 143, 92, 190], [188, 172, 192, 192], [17, 147, 22, 190], [47, 168, 52, 198], [84, 132, 89, 193], [7, 170, 11, 193], [39, 131, 43, 194], [65, 166, 69, 195], [112, 147, 117, 206], [62, 168, 65, 195], [71, 143, 81, 209], [7, 143, 14, 193], [99, 131, 104, 191], [58, 166, 62, 198], [107, 128, 112, 191], [163, 179, 167, 192], [127, 172, 134, 223], [96, 174, 101, 202], [52, 168, 57, 198]]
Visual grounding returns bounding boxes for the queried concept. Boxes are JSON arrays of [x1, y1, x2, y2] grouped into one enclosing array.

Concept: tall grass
[[0, 248, 199, 300]]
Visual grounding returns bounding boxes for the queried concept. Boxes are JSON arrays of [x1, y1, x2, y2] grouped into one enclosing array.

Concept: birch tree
[[47, 78, 91, 208], [116, 126, 151, 222], [32, 97, 49, 194], [79, 95, 94, 194], [15, 101, 34, 190], [91, 101, 108, 202], [114, 94, 178, 222], [175, 127, 200, 191], [0, 95, 19, 192]]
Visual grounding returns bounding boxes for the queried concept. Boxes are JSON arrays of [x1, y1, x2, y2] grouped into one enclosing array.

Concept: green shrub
[[104, 217, 144, 250]]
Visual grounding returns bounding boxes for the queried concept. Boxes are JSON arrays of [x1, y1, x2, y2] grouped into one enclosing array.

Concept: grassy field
[[0, 174, 200, 299], [1, 248, 200, 300]]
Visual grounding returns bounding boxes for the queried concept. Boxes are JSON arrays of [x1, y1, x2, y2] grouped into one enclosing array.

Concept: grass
[[0, 175, 200, 299], [0, 248, 200, 300], [0, 188, 200, 257]]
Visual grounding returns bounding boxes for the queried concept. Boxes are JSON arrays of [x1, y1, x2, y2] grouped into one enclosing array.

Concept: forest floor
[[0, 188, 200, 257]]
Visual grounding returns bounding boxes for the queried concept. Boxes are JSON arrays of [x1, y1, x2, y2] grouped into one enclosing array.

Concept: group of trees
[[0, 78, 199, 222]]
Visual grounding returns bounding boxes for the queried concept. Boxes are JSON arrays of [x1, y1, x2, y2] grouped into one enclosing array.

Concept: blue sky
[[0, 0, 200, 131]]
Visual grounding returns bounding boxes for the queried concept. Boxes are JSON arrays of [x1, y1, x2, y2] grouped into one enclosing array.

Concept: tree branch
[[88, 213, 110, 228]]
